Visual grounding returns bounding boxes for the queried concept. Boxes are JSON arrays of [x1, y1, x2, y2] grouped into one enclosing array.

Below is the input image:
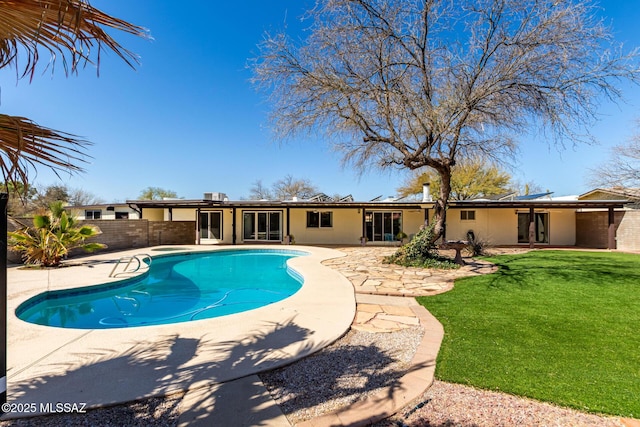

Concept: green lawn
[[417, 250, 640, 418]]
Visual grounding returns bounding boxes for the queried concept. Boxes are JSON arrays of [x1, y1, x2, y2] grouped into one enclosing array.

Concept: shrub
[[465, 230, 491, 257], [384, 224, 459, 269], [9, 201, 106, 267]]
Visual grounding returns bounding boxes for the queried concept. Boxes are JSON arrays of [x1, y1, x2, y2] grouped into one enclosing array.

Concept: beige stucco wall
[[446, 208, 517, 244], [548, 210, 576, 245], [289, 209, 361, 245], [403, 209, 427, 239], [445, 208, 576, 246], [141, 208, 164, 221], [289, 208, 426, 245], [157, 207, 430, 245], [170, 208, 196, 221]]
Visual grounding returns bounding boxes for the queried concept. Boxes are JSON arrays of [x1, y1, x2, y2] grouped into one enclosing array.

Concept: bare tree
[[252, 0, 640, 240], [67, 188, 105, 206], [590, 131, 640, 188], [249, 179, 274, 200], [272, 175, 318, 200]]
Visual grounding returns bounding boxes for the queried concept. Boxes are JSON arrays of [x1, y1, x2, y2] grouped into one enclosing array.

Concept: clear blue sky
[[1, 0, 639, 203]]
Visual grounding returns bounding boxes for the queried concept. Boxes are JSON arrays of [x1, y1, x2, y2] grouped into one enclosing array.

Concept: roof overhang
[[126, 199, 628, 211], [447, 200, 628, 209]]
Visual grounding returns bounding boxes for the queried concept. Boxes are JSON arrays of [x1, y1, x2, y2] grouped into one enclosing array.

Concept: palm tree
[[0, 0, 147, 185], [8, 201, 106, 267]]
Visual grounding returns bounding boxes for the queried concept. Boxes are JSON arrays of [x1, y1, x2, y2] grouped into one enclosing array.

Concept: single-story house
[[107, 185, 634, 249], [72, 203, 140, 220]]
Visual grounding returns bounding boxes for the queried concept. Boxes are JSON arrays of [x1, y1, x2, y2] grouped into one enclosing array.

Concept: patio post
[[607, 207, 616, 250], [1, 193, 8, 411], [528, 207, 535, 249], [195, 208, 201, 244]]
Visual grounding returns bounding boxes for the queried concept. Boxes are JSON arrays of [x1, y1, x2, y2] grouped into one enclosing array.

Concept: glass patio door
[[517, 212, 549, 244], [365, 211, 402, 242], [199, 211, 221, 240], [243, 211, 282, 241]]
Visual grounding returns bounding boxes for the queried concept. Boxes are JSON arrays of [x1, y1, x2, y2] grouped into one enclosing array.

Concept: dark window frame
[[306, 211, 333, 228], [460, 210, 476, 221]]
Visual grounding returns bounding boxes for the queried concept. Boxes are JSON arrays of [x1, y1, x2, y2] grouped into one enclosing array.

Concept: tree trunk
[[430, 164, 453, 244]]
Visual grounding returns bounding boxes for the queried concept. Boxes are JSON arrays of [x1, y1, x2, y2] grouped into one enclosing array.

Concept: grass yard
[[417, 250, 640, 418]]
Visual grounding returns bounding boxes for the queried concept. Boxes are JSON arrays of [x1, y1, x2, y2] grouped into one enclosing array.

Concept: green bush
[[384, 224, 459, 269], [8, 201, 106, 267]]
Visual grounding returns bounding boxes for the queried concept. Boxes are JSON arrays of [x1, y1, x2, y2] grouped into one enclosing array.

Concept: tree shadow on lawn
[[480, 251, 640, 290]]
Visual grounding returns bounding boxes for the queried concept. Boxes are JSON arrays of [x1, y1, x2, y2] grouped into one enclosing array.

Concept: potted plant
[[360, 236, 368, 246]]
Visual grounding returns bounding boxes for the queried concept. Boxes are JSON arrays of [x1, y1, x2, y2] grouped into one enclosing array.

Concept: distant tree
[[139, 187, 179, 200], [249, 180, 274, 200], [2, 181, 37, 215], [511, 180, 544, 197], [398, 158, 512, 200], [273, 175, 318, 200], [67, 188, 105, 206], [35, 185, 70, 209], [248, 175, 318, 200], [253, 0, 640, 242], [589, 131, 640, 188], [0, 0, 147, 187]]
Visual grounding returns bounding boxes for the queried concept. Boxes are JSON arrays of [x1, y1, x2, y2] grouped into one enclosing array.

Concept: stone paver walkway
[[323, 246, 497, 298]]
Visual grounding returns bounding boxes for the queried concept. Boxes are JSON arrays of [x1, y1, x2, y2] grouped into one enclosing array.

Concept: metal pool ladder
[[109, 253, 152, 278]]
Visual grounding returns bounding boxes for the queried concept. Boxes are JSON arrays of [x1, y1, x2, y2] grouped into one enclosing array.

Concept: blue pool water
[[16, 249, 307, 329]]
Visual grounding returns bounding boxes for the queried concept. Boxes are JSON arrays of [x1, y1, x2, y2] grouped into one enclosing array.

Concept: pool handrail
[[108, 253, 152, 278]]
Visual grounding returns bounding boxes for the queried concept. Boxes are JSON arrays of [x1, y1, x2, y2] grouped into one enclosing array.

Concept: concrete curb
[[298, 303, 443, 427]]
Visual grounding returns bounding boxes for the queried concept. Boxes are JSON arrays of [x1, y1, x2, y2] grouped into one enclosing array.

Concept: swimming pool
[[16, 249, 307, 329]]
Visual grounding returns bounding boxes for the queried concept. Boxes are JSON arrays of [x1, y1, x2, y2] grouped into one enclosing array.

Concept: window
[[460, 210, 476, 221], [306, 211, 333, 228], [115, 212, 129, 220], [85, 210, 101, 219]]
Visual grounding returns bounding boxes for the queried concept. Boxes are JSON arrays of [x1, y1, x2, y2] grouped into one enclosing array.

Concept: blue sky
[[1, 0, 640, 203]]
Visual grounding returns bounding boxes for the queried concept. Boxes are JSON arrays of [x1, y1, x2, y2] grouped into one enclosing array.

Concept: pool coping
[[2, 245, 356, 417]]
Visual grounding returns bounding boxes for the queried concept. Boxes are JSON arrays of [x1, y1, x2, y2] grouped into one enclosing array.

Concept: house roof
[[447, 199, 627, 209], [124, 198, 628, 211], [579, 187, 640, 201], [126, 198, 426, 210]]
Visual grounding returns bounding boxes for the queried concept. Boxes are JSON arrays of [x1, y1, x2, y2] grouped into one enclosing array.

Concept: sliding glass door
[[517, 212, 549, 244], [243, 211, 282, 241], [364, 211, 402, 242], [199, 211, 222, 240]]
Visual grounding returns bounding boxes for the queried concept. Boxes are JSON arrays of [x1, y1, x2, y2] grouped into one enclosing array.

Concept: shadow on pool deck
[[8, 319, 324, 412]]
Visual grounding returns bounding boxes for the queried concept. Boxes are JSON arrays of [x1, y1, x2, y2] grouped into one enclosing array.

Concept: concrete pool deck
[[2, 245, 356, 419]]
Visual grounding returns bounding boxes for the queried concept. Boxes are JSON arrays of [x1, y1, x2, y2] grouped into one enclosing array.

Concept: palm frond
[[0, 0, 148, 79], [0, 113, 88, 186]]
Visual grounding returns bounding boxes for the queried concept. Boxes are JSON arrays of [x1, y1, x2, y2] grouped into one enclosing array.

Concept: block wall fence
[[81, 219, 196, 249], [576, 210, 640, 251], [7, 219, 196, 263]]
